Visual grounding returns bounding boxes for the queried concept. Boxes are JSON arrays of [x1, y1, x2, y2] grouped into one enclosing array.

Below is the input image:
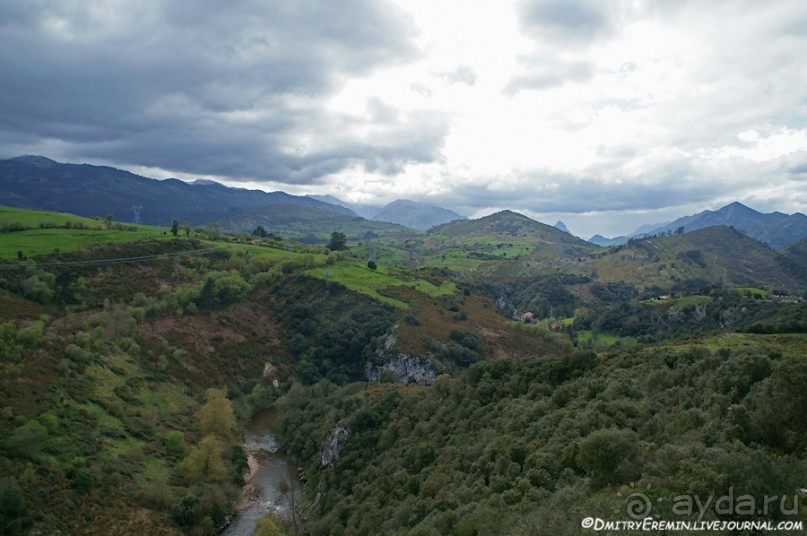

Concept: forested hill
[[409, 214, 807, 291], [215, 203, 413, 244], [429, 210, 591, 249], [640, 201, 807, 248], [590, 226, 806, 291], [278, 341, 807, 535], [0, 219, 572, 534]]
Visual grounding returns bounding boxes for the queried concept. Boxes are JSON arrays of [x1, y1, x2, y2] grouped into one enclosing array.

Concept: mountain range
[[0, 155, 352, 226], [0, 156, 465, 234], [589, 202, 807, 248], [1, 155, 805, 248], [309, 196, 467, 230]]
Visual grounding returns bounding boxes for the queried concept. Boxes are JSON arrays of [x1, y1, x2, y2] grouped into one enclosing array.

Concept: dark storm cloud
[[506, 0, 610, 95], [0, 0, 448, 182], [788, 160, 807, 176]]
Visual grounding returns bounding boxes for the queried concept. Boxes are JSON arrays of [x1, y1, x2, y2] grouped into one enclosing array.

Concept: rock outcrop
[[366, 331, 442, 386], [318, 424, 350, 470], [366, 353, 439, 386]]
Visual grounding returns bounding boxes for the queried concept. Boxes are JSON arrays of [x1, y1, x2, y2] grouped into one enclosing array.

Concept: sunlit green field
[[224, 241, 328, 264], [659, 332, 807, 356], [575, 329, 633, 347], [0, 206, 104, 227], [0, 228, 172, 259], [306, 262, 456, 308], [0, 205, 170, 259]]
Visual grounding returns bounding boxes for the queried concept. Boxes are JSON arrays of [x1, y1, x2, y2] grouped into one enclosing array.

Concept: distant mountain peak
[[554, 220, 570, 233], [308, 195, 378, 219], [10, 155, 58, 167], [627, 201, 806, 249], [386, 199, 437, 209], [191, 178, 221, 186], [485, 209, 529, 221], [309, 194, 346, 205], [718, 201, 757, 215], [724, 200, 751, 209], [372, 199, 465, 230]]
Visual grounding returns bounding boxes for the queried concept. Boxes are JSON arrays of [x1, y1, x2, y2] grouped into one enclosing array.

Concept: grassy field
[[735, 287, 769, 299], [660, 332, 807, 356], [575, 329, 635, 347], [0, 227, 175, 259], [231, 238, 458, 308], [224, 240, 328, 265], [306, 262, 456, 309], [419, 236, 539, 274], [0, 206, 456, 309], [0, 206, 105, 228], [640, 295, 712, 307], [0, 205, 171, 259]]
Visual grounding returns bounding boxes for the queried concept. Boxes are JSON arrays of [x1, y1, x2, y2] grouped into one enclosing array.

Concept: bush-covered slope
[[0, 232, 573, 534], [591, 226, 805, 291], [278, 342, 807, 535]]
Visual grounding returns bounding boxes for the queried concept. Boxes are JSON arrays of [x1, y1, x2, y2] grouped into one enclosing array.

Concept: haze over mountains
[[309, 196, 467, 230], [589, 202, 807, 249], [0, 156, 465, 235], [0, 155, 353, 225], [1, 155, 806, 248]]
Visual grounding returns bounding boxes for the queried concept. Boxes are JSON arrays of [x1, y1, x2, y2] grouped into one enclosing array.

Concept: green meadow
[[0, 205, 171, 259], [0, 227, 173, 259], [0, 206, 104, 228], [575, 329, 634, 347], [306, 262, 456, 309]]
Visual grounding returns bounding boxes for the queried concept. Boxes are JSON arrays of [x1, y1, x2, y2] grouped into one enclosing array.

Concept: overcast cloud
[[1, 0, 806, 237]]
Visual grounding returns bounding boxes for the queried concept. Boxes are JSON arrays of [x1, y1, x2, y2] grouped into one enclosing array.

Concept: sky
[[1, 0, 806, 238]]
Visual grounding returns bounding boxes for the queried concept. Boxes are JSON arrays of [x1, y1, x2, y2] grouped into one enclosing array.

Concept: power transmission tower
[[132, 205, 143, 225]]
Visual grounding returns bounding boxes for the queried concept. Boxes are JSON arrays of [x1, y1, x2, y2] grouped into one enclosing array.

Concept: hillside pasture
[[306, 262, 456, 309], [0, 227, 172, 259], [0, 205, 170, 259]]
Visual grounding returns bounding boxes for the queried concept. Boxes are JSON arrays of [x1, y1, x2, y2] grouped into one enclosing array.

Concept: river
[[220, 406, 301, 536]]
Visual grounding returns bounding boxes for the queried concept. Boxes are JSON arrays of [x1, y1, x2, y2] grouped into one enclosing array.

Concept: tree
[[183, 435, 228, 484], [327, 231, 348, 251], [171, 219, 179, 237], [0, 483, 27, 535], [577, 428, 639, 488], [105, 214, 113, 229], [205, 223, 222, 240], [253, 225, 269, 238], [367, 260, 377, 271], [171, 496, 198, 527], [7, 419, 48, 459], [211, 271, 251, 305], [198, 277, 215, 311], [165, 430, 186, 458], [254, 513, 289, 536], [195, 389, 235, 439]]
